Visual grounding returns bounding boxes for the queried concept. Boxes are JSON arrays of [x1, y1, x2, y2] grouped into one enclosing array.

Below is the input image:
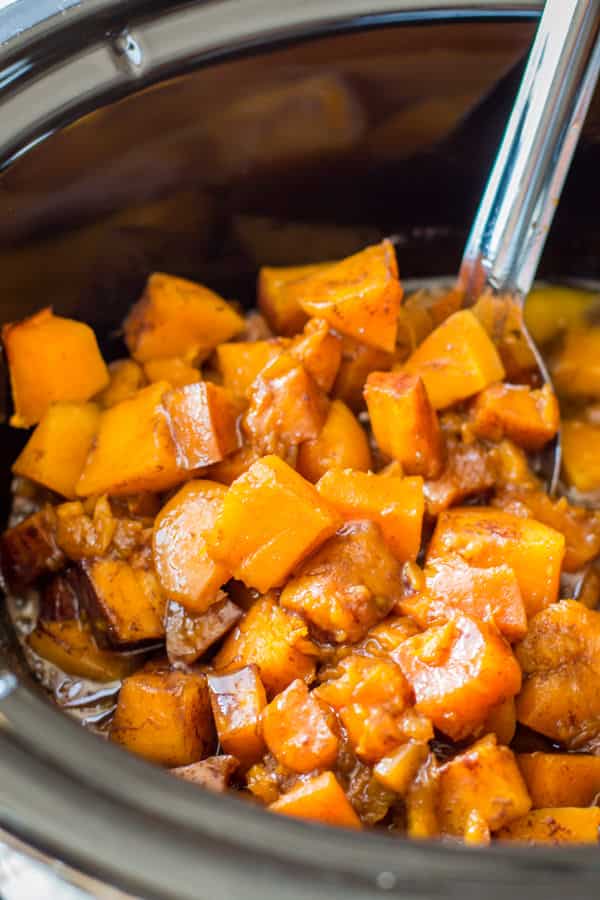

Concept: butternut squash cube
[[98, 359, 145, 408], [333, 335, 393, 412], [13, 403, 100, 499], [552, 327, 600, 398], [316, 469, 424, 562], [373, 740, 429, 794], [401, 309, 505, 409], [562, 420, 600, 492], [124, 273, 244, 363], [207, 455, 340, 592], [28, 619, 137, 682], [262, 678, 339, 774], [497, 808, 600, 844], [290, 240, 402, 352], [153, 480, 229, 612], [297, 400, 372, 483], [471, 382, 559, 450], [3, 307, 109, 427], [76, 381, 183, 496], [144, 357, 200, 388], [518, 753, 600, 809], [110, 670, 215, 767], [428, 507, 565, 617], [423, 435, 497, 517], [289, 318, 342, 392], [216, 339, 284, 398], [258, 263, 327, 336], [165, 596, 241, 664], [270, 772, 361, 829], [0, 507, 64, 592], [364, 371, 443, 477], [207, 665, 267, 768], [163, 381, 241, 469], [525, 284, 599, 345], [207, 444, 260, 486]]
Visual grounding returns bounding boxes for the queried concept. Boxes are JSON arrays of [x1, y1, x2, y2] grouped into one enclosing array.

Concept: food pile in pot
[[2, 239, 600, 844]]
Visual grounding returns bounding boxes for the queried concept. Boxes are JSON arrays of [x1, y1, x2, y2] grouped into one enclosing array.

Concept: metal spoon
[[459, 0, 600, 491]]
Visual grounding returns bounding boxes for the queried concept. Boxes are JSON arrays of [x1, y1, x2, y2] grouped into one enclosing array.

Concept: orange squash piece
[[401, 309, 505, 409], [207, 455, 340, 592], [258, 263, 329, 336], [28, 619, 137, 682], [333, 335, 393, 412], [290, 240, 402, 352], [364, 371, 444, 477], [216, 339, 284, 397], [207, 665, 267, 768], [483, 697, 517, 746], [518, 753, 600, 809], [13, 402, 100, 499], [552, 326, 600, 398], [165, 596, 241, 665], [262, 678, 339, 774], [316, 469, 424, 563], [214, 596, 317, 697], [76, 381, 184, 496], [110, 670, 215, 767], [144, 357, 200, 388], [124, 273, 244, 364], [0, 507, 65, 592], [497, 808, 600, 844], [163, 381, 241, 469], [98, 358, 145, 408], [562, 419, 600, 492], [153, 480, 229, 612], [289, 318, 343, 392], [423, 435, 497, 517], [428, 507, 565, 617], [207, 444, 260, 486], [394, 612, 521, 740], [471, 382, 559, 450], [297, 400, 372, 483], [3, 307, 109, 427], [373, 740, 429, 794], [270, 772, 362, 829]]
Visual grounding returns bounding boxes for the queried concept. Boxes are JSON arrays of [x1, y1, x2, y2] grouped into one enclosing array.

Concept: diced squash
[[333, 335, 393, 412], [297, 400, 372, 483], [171, 755, 239, 792], [214, 596, 317, 697], [0, 507, 64, 592], [124, 273, 244, 363], [163, 381, 241, 469], [562, 420, 600, 492], [3, 307, 109, 427], [13, 403, 100, 499], [401, 309, 505, 409], [270, 772, 362, 829], [165, 596, 241, 664], [515, 600, 600, 747], [110, 670, 215, 767], [405, 758, 440, 839], [396, 286, 463, 360], [373, 740, 429, 794], [144, 357, 200, 387], [472, 293, 537, 378], [518, 753, 600, 809], [207, 455, 340, 592], [290, 240, 402, 351], [153, 480, 229, 612], [216, 339, 284, 397], [483, 697, 517, 745], [80, 558, 166, 646], [258, 263, 329, 335], [428, 507, 565, 617], [28, 619, 137, 682], [208, 665, 267, 768], [261, 678, 339, 773], [243, 353, 328, 453], [552, 327, 600, 398], [207, 444, 260, 486], [472, 382, 559, 450], [358, 615, 421, 657], [497, 808, 600, 844], [437, 735, 531, 837], [76, 382, 184, 496], [423, 434, 497, 517], [316, 469, 424, 563], [280, 520, 403, 643], [394, 612, 521, 740], [98, 359, 145, 408], [525, 284, 600, 345], [289, 318, 342, 392], [364, 372, 443, 477]]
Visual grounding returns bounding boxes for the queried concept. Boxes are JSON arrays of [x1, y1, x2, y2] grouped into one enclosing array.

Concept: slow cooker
[[1, 2, 600, 898]]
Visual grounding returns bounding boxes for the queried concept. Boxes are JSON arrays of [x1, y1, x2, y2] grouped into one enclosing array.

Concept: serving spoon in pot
[[457, 0, 600, 492]]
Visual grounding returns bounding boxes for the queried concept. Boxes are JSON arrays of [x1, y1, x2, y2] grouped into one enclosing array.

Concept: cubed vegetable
[[497, 808, 600, 844], [28, 618, 137, 682], [423, 435, 497, 517], [289, 318, 342, 392], [270, 772, 362, 829], [0, 507, 64, 592], [333, 335, 393, 412], [163, 381, 241, 469], [165, 596, 241, 665], [216, 339, 284, 397], [208, 665, 267, 768], [262, 678, 339, 773], [297, 400, 372, 483], [472, 293, 537, 378], [258, 263, 327, 335], [552, 327, 600, 397], [472, 382, 559, 450], [373, 740, 429, 794], [144, 357, 200, 387], [98, 359, 145, 408], [562, 419, 600, 492], [518, 753, 600, 809], [525, 284, 599, 345], [171, 755, 239, 792]]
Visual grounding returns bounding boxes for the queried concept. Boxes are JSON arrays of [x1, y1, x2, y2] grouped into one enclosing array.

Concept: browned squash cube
[[28, 619, 137, 683], [165, 596, 241, 665], [216, 339, 285, 398], [497, 808, 600, 844], [207, 664, 267, 768], [0, 507, 64, 592], [98, 359, 145, 408], [289, 318, 342, 392], [163, 381, 241, 469], [471, 382, 559, 451], [333, 335, 393, 412]]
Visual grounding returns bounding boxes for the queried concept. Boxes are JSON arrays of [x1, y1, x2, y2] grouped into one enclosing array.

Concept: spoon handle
[[460, 0, 600, 300]]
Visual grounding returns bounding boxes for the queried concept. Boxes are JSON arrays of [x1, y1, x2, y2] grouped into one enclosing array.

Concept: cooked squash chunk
[[280, 520, 403, 643], [124, 273, 244, 363], [471, 293, 537, 378], [316, 470, 424, 563], [289, 318, 342, 392], [297, 400, 372, 483], [562, 419, 600, 492], [28, 618, 137, 682], [165, 595, 241, 665], [525, 284, 599, 345], [423, 434, 497, 517], [262, 678, 339, 774], [76, 382, 184, 496], [171, 755, 239, 792], [552, 327, 600, 398], [144, 357, 200, 388], [483, 697, 517, 745], [153, 480, 229, 612], [497, 808, 600, 844], [270, 772, 362, 829], [258, 263, 328, 335], [428, 507, 565, 617], [214, 596, 317, 697], [364, 372, 443, 477], [207, 455, 340, 592], [333, 335, 393, 412], [98, 358, 145, 408], [290, 240, 402, 352], [394, 612, 521, 740], [13, 403, 100, 499], [0, 507, 64, 592], [110, 670, 215, 767], [518, 753, 600, 809], [164, 381, 241, 469], [3, 307, 109, 427], [208, 665, 267, 768], [373, 740, 429, 794], [80, 559, 166, 646], [515, 600, 600, 748], [207, 444, 260, 486], [401, 309, 505, 409], [437, 735, 531, 838], [471, 382, 559, 450], [216, 339, 284, 397]]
